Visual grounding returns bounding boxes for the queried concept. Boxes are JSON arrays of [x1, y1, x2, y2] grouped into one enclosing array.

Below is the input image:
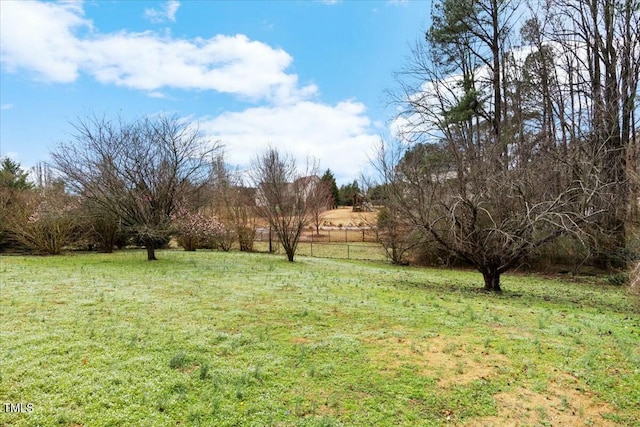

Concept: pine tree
[[320, 169, 339, 209]]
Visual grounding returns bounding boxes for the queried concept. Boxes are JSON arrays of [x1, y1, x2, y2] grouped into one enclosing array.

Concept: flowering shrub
[[8, 187, 80, 254], [172, 208, 226, 251]]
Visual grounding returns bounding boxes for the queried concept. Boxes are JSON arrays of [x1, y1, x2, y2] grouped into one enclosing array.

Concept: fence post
[[362, 229, 365, 242], [347, 244, 350, 260]]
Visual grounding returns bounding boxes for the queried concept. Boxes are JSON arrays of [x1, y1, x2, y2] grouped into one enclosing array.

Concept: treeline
[[374, 0, 639, 290], [0, 116, 344, 262]]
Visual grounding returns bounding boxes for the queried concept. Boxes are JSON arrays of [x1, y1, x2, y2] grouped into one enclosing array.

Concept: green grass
[[1, 250, 639, 426]]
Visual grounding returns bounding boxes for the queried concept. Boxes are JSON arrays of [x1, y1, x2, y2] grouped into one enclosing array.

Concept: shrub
[[172, 208, 224, 251], [608, 272, 629, 286], [238, 226, 255, 252], [5, 185, 80, 255]]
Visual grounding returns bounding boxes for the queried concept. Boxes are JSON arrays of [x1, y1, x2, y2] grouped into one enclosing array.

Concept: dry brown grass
[[319, 207, 378, 227], [365, 334, 619, 427], [470, 385, 619, 427]]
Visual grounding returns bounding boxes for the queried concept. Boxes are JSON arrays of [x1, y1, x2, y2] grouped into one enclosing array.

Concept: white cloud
[[200, 101, 379, 183], [0, 1, 315, 103], [148, 91, 168, 99], [0, 1, 379, 182], [1, 104, 14, 110], [144, 0, 180, 23], [0, 1, 89, 82]]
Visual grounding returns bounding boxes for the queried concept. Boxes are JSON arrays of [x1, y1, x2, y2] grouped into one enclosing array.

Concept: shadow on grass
[[397, 271, 640, 315]]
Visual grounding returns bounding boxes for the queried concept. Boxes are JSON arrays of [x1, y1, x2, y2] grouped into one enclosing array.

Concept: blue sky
[[1, 0, 431, 184]]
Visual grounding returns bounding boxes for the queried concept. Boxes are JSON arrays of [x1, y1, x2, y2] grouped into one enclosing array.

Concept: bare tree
[[207, 154, 257, 252], [377, 138, 605, 291], [250, 147, 320, 262], [376, 204, 420, 265], [384, 0, 609, 291], [545, 0, 640, 262], [52, 114, 219, 260], [309, 180, 334, 236]]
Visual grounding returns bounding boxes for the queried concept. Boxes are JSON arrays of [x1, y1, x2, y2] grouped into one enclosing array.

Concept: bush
[[238, 226, 255, 252], [172, 209, 224, 251], [608, 272, 629, 286], [5, 186, 80, 255]]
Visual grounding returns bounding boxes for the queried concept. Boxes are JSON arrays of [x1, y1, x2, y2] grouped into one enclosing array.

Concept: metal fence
[[252, 241, 388, 262], [254, 228, 379, 243], [253, 228, 387, 262]]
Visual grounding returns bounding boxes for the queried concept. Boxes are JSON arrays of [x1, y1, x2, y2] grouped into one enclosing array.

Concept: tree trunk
[[285, 248, 295, 262], [482, 268, 502, 292], [146, 243, 157, 261]]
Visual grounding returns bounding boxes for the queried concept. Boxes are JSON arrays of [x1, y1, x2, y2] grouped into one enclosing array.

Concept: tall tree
[[547, 0, 640, 263], [320, 169, 339, 209], [52, 115, 219, 260], [385, 0, 607, 291]]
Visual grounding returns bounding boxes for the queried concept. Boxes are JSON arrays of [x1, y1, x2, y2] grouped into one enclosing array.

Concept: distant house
[[254, 175, 321, 209]]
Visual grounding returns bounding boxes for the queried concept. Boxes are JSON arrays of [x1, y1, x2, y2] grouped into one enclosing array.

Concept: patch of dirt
[[179, 363, 200, 375], [371, 336, 508, 387], [370, 336, 620, 425], [291, 337, 312, 344], [470, 384, 619, 427]]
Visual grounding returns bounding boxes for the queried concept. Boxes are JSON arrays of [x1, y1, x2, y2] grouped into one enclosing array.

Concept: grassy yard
[[253, 241, 387, 262], [1, 250, 639, 426]]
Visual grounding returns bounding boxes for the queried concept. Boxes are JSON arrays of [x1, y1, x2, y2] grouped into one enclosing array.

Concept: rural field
[[1, 250, 639, 426]]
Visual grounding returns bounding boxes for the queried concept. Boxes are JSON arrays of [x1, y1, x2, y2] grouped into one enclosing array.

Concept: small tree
[[309, 180, 334, 236], [376, 206, 420, 265], [251, 147, 320, 262], [377, 138, 606, 292], [207, 155, 257, 252], [52, 114, 220, 260], [0, 157, 32, 190]]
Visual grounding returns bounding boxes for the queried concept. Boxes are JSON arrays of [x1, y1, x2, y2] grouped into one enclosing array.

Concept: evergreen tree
[[338, 180, 360, 206], [0, 157, 32, 190], [320, 169, 339, 209]]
